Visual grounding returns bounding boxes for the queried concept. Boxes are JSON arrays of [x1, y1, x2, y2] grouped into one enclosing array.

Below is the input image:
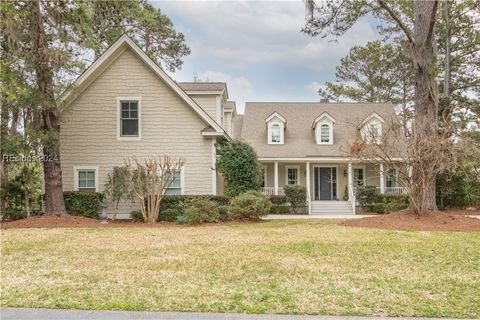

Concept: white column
[[379, 164, 385, 194], [306, 162, 311, 214], [347, 162, 353, 200], [274, 161, 279, 195], [211, 138, 217, 195]]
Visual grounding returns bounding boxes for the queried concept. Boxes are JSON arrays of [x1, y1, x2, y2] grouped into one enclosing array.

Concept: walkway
[[264, 214, 376, 220]]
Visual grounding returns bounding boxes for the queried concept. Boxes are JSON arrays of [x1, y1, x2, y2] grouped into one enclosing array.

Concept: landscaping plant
[[104, 166, 133, 220], [215, 139, 262, 197], [229, 190, 271, 220], [284, 185, 307, 213], [179, 198, 219, 224]]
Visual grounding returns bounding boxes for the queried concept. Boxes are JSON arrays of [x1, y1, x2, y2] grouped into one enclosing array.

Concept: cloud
[[196, 70, 253, 112], [156, 1, 378, 72], [305, 81, 323, 95]]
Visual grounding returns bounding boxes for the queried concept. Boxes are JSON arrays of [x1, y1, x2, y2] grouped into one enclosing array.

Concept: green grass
[[1, 220, 479, 317]]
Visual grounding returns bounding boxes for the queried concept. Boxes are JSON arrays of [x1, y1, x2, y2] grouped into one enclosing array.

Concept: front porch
[[259, 160, 406, 214]]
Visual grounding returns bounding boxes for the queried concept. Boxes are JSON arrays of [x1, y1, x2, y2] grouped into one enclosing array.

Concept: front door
[[314, 167, 337, 200]]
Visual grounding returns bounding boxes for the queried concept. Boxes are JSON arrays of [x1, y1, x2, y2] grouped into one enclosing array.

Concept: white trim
[[312, 165, 339, 201], [274, 162, 279, 195], [265, 111, 286, 123], [258, 157, 404, 162], [182, 90, 224, 95], [211, 138, 217, 195], [180, 166, 185, 195], [306, 162, 311, 214], [315, 120, 334, 145], [59, 35, 229, 140], [215, 95, 222, 125], [352, 165, 366, 187], [379, 164, 385, 194], [117, 97, 142, 141], [358, 112, 385, 128], [312, 111, 336, 127], [73, 166, 99, 192], [267, 121, 284, 144], [201, 131, 227, 137], [285, 165, 301, 185]]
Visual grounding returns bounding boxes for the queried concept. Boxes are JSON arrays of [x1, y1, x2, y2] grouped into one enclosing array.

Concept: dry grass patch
[[1, 220, 479, 317]]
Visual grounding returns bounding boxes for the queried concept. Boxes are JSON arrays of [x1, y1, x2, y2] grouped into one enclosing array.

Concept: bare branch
[[377, 0, 414, 44]]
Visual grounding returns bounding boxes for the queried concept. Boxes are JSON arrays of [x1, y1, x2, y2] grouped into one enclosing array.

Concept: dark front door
[[314, 167, 337, 200]]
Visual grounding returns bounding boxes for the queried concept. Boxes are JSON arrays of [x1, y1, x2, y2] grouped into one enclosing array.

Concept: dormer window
[[359, 112, 384, 144], [265, 112, 286, 145], [270, 123, 281, 143], [312, 112, 335, 145]]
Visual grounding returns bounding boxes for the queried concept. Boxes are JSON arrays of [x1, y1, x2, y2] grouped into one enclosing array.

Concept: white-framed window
[[313, 112, 335, 145], [320, 124, 330, 143], [165, 168, 184, 195], [285, 165, 300, 185], [386, 168, 396, 188], [268, 122, 284, 144], [353, 168, 365, 187], [117, 97, 141, 140], [74, 166, 99, 192]]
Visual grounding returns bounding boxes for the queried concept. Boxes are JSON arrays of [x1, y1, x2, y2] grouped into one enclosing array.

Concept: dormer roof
[[265, 111, 286, 124], [357, 112, 385, 129], [311, 112, 336, 128]]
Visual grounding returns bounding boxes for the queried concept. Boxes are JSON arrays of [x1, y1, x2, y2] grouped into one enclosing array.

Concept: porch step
[[310, 201, 354, 215]]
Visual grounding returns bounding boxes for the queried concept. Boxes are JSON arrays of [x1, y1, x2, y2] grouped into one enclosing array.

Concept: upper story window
[[359, 112, 384, 145], [312, 112, 335, 145], [265, 112, 286, 145], [270, 124, 281, 143], [117, 97, 141, 140]]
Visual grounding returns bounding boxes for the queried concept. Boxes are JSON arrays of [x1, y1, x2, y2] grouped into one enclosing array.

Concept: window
[[74, 167, 98, 192], [117, 97, 141, 140], [367, 123, 380, 144], [120, 101, 139, 136], [270, 124, 281, 143], [320, 124, 330, 143], [286, 166, 299, 185], [165, 170, 182, 195], [353, 168, 364, 187], [386, 168, 396, 188]]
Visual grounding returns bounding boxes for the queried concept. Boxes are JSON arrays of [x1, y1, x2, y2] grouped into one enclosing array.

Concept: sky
[[154, 1, 382, 113]]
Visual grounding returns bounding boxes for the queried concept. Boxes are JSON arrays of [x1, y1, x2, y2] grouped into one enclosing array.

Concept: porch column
[[274, 161, 279, 195], [347, 162, 353, 200], [306, 162, 311, 214], [379, 164, 385, 194]]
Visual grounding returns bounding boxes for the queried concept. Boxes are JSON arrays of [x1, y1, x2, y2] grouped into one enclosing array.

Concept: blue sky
[[154, 1, 381, 113]]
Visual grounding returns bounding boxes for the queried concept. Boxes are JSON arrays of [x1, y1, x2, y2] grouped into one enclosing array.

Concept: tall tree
[[304, 0, 440, 212], [1, 0, 190, 215]]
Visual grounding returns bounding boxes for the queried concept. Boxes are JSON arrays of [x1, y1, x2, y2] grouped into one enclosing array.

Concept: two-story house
[[60, 35, 404, 217]]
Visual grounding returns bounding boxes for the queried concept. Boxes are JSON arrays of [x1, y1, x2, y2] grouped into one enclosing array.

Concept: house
[[60, 35, 404, 217], [235, 103, 405, 215]]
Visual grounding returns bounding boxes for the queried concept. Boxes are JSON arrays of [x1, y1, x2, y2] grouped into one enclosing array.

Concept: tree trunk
[[29, 0, 66, 215], [413, 0, 439, 212]]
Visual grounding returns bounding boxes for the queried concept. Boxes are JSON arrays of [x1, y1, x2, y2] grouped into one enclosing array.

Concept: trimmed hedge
[[160, 195, 230, 211], [229, 190, 271, 220], [63, 191, 104, 219], [270, 205, 290, 214], [180, 198, 219, 224], [284, 185, 307, 211]]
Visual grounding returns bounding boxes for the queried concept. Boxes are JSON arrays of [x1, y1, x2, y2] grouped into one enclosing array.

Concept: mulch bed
[[0, 215, 259, 229], [344, 209, 480, 232]]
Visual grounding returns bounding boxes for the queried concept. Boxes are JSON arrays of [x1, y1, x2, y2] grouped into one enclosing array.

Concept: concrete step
[[310, 201, 354, 215]]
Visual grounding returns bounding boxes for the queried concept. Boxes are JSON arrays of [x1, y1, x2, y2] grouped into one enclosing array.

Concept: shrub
[[378, 194, 409, 206], [216, 139, 262, 197], [130, 210, 144, 221], [159, 208, 182, 222], [176, 214, 188, 225], [373, 203, 387, 214], [63, 191, 104, 219], [217, 205, 231, 222], [2, 208, 27, 221], [181, 198, 219, 224], [160, 195, 230, 211], [229, 190, 271, 220], [284, 185, 306, 211], [270, 205, 290, 214], [269, 195, 287, 205], [355, 186, 379, 208]]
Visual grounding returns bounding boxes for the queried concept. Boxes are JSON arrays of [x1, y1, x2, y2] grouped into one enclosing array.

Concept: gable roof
[[312, 112, 336, 128], [357, 112, 385, 129], [60, 35, 229, 139], [238, 102, 397, 158], [265, 111, 286, 124]]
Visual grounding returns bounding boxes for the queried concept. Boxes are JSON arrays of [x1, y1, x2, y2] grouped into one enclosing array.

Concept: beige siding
[[60, 48, 214, 214], [188, 95, 218, 124]]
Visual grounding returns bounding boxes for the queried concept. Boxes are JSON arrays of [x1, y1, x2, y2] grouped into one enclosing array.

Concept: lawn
[[1, 220, 479, 318]]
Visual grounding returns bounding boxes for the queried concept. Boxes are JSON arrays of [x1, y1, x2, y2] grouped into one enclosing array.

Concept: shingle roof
[[223, 101, 236, 110], [233, 114, 244, 138], [237, 102, 398, 158], [177, 82, 226, 92]]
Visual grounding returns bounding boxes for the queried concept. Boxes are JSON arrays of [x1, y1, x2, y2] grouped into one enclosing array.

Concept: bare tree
[[125, 156, 185, 223]]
